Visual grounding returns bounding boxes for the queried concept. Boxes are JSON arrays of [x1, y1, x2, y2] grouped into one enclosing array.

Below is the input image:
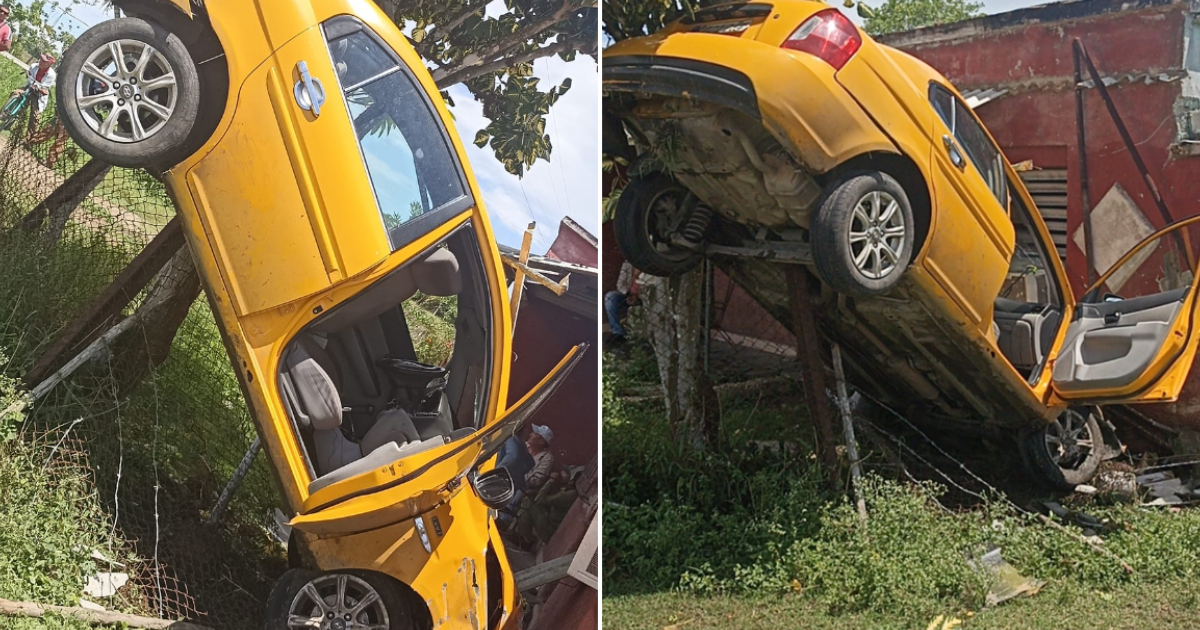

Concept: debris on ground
[[969, 547, 1044, 607], [1137, 470, 1198, 506], [82, 572, 128, 598]]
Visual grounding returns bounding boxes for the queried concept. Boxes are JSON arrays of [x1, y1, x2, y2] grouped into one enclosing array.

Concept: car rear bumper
[[603, 33, 896, 173]]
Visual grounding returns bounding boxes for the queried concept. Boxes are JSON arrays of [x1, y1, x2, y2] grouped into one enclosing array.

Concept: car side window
[[325, 25, 473, 251], [930, 84, 1009, 210]]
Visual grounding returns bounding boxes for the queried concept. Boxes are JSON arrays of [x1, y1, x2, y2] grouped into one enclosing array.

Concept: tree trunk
[[643, 268, 720, 449], [102, 244, 201, 398]]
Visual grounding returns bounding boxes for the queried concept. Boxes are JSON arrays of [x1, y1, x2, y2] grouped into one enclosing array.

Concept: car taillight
[[780, 9, 862, 70]]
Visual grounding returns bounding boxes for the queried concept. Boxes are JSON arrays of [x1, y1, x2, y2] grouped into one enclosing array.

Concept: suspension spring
[[680, 203, 713, 246]]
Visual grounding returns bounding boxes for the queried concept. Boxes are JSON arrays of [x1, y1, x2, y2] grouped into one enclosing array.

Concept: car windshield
[[327, 26, 472, 251]]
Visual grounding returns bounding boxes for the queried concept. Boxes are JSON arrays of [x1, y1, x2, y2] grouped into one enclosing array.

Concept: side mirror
[[472, 467, 515, 509]]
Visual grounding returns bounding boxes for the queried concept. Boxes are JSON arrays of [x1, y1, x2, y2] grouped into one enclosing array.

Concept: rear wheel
[[811, 171, 914, 297], [613, 173, 704, 277], [1020, 407, 1104, 491], [57, 17, 199, 168]]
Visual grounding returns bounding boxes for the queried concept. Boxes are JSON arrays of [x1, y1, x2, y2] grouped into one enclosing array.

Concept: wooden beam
[[514, 553, 575, 592], [501, 256, 569, 296], [509, 222, 535, 331], [23, 216, 185, 386], [785, 266, 842, 490], [0, 597, 213, 629]]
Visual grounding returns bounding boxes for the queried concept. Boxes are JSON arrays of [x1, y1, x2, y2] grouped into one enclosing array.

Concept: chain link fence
[[0, 56, 284, 628]]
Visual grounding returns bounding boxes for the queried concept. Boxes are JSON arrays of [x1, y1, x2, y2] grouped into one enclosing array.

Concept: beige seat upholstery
[[279, 248, 466, 493]]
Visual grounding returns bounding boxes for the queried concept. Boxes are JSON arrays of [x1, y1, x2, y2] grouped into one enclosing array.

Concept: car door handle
[[293, 60, 326, 117], [942, 135, 966, 170], [1104, 311, 1121, 325]]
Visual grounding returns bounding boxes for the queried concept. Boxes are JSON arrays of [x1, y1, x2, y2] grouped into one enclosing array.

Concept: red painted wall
[[507, 300, 599, 467], [893, 2, 1200, 429]]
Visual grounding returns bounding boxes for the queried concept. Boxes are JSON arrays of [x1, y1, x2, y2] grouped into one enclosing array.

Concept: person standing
[[0, 7, 14, 54], [604, 262, 641, 344]]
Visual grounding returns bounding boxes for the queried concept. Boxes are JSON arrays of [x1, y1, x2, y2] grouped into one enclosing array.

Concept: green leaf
[[473, 129, 491, 147]]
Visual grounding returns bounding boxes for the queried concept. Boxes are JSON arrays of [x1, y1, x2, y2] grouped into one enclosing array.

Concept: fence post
[[785, 266, 842, 490]]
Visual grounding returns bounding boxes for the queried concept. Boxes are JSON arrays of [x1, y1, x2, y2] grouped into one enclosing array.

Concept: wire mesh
[[0, 58, 283, 628]]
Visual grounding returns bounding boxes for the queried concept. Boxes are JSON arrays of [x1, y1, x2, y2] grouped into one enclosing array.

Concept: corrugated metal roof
[[957, 69, 1187, 109]]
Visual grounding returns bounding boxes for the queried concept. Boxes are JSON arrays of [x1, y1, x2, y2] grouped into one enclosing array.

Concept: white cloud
[[447, 53, 599, 253]]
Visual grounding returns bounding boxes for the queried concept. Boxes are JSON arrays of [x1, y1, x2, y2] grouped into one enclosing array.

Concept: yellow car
[[603, 0, 1200, 488], [56, 1, 586, 628]]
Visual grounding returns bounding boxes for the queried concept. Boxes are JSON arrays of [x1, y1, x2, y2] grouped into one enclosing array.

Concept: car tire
[[1020, 407, 1104, 491], [613, 173, 703, 277], [811, 171, 915, 297], [265, 569, 417, 630], [57, 17, 200, 169]]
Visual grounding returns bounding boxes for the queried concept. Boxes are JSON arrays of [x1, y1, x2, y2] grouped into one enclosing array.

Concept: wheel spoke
[[81, 62, 112, 82], [883, 225, 906, 237], [853, 241, 872, 269], [879, 241, 900, 264], [98, 108, 121, 137], [849, 231, 869, 244], [336, 574, 348, 609], [77, 92, 115, 110], [139, 72, 176, 92], [868, 192, 882, 220], [852, 205, 871, 229], [132, 44, 155, 78], [870, 245, 882, 276], [287, 614, 322, 629], [108, 41, 126, 74], [879, 199, 899, 224], [349, 591, 379, 616], [128, 107, 146, 141], [137, 97, 172, 121], [301, 583, 328, 614]]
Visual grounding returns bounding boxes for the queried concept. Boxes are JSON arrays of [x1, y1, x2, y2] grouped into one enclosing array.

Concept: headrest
[[412, 247, 461, 297], [282, 338, 343, 432], [310, 247, 460, 333]]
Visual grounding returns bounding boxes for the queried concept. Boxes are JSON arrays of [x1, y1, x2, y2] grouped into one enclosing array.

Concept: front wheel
[[265, 569, 416, 630], [57, 17, 200, 168], [612, 173, 704, 277], [811, 171, 915, 297], [1020, 407, 1104, 491]]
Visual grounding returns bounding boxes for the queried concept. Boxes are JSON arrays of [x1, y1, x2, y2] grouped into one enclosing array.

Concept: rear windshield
[[680, 2, 773, 24]]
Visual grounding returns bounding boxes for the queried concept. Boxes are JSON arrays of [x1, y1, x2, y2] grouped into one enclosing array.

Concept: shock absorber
[[680, 202, 713, 247]]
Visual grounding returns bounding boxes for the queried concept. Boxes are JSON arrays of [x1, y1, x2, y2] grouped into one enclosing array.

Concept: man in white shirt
[[21, 53, 56, 117]]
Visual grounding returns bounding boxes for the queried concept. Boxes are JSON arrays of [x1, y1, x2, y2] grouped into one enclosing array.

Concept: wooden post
[[23, 216, 185, 386], [785, 266, 841, 489], [509, 222, 535, 331], [0, 597, 212, 630], [832, 343, 867, 523]]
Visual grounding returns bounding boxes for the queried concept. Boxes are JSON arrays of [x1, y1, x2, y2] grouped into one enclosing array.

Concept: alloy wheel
[[287, 574, 390, 630], [75, 38, 178, 143], [848, 190, 906, 280]]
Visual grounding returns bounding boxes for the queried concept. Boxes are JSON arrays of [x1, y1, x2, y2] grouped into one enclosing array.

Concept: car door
[[1049, 215, 1200, 403], [184, 21, 392, 317], [924, 83, 1016, 330]]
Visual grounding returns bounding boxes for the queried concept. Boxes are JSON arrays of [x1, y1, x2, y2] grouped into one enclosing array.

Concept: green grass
[[603, 581, 1200, 630], [604, 343, 1200, 628]]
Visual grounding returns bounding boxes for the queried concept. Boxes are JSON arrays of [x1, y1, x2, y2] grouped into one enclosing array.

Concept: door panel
[[186, 26, 389, 316], [924, 84, 1014, 329], [1051, 217, 1200, 403]]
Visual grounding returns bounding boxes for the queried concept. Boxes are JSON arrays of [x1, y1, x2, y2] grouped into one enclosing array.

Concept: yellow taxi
[[603, 0, 1200, 488], [57, 1, 586, 628]]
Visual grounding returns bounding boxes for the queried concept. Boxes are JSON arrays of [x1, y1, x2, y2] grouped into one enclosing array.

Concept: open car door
[[1050, 215, 1200, 403], [289, 344, 587, 536]]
